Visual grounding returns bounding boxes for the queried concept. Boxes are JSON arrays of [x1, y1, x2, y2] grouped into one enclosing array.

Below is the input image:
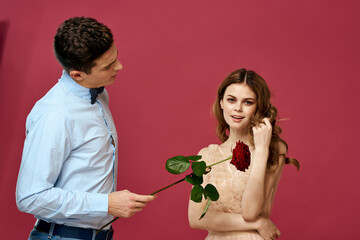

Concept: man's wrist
[[88, 192, 109, 217]]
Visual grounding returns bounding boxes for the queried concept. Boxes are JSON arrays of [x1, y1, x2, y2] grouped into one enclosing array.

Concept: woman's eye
[[227, 98, 236, 102], [244, 101, 254, 105]]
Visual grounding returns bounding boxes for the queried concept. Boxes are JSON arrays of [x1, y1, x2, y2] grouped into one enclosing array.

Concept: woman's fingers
[[262, 118, 272, 128], [275, 228, 281, 238]]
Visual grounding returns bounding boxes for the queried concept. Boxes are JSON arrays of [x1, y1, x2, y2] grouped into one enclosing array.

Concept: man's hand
[[108, 190, 155, 218]]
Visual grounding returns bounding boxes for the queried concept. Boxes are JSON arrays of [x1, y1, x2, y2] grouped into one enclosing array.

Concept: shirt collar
[[58, 70, 92, 101]]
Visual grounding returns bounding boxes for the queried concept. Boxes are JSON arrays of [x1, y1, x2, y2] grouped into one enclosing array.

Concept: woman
[[188, 69, 299, 240]]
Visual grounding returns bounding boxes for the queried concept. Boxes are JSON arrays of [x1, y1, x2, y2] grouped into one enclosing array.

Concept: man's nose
[[114, 60, 123, 71]]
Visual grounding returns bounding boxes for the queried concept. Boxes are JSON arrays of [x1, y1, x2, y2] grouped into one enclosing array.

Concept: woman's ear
[[220, 99, 224, 109]]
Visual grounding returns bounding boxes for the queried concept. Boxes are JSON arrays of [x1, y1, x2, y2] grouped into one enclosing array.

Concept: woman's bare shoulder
[[197, 144, 220, 155]]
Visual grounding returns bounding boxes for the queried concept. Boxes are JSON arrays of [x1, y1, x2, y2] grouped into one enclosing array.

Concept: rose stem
[[97, 156, 233, 233], [96, 177, 187, 233], [207, 156, 232, 168]]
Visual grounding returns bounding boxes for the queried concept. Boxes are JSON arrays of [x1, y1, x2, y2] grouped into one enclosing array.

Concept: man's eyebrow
[[104, 50, 118, 68], [107, 59, 117, 67]]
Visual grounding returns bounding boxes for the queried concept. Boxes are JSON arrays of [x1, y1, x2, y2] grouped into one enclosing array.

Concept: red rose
[[230, 141, 251, 172]]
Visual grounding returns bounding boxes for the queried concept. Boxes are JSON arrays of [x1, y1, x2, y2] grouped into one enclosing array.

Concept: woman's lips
[[231, 115, 244, 122]]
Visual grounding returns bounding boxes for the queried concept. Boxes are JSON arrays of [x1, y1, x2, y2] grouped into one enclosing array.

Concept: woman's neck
[[223, 130, 251, 149]]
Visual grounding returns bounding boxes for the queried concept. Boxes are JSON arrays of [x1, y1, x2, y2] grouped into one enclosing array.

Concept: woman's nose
[[235, 103, 242, 112]]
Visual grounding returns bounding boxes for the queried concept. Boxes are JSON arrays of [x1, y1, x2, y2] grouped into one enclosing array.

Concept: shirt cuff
[[88, 193, 109, 218]]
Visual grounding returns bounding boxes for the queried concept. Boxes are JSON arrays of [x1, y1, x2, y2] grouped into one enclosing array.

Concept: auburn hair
[[213, 68, 299, 170]]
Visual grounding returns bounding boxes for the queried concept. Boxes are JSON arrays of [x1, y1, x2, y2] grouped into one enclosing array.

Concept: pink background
[[1, 0, 359, 239]]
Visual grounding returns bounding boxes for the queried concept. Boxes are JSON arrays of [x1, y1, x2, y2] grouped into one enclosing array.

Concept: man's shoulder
[[27, 83, 68, 120]]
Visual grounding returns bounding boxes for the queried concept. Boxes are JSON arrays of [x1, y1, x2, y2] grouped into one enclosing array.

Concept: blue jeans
[[28, 227, 114, 240]]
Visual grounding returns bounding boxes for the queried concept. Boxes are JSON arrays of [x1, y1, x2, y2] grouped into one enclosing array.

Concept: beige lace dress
[[200, 144, 276, 240]]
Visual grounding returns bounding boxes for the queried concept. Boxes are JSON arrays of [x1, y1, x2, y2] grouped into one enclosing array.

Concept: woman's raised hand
[[252, 118, 272, 151]]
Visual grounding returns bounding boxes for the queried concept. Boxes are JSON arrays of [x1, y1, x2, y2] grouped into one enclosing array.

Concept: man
[[16, 17, 155, 240]]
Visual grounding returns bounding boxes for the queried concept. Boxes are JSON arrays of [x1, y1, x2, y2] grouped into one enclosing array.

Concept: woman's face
[[220, 83, 257, 134]]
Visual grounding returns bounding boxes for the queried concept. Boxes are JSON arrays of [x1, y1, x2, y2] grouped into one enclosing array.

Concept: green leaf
[[199, 199, 212, 220], [191, 184, 204, 203], [166, 156, 191, 174], [185, 155, 202, 161], [185, 174, 203, 185], [204, 184, 219, 201], [191, 161, 207, 177]]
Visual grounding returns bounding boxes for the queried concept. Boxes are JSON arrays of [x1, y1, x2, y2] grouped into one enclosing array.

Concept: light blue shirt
[[16, 71, 118, 229]]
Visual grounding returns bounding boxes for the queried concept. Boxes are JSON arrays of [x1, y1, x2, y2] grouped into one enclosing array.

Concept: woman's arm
[[188, 146, 280, 239], [242, 118, 286, 220], [188, 199, 278, 234]]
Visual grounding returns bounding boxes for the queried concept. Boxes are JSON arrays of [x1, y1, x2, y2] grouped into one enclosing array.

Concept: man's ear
[[69, 70, 85, 82]]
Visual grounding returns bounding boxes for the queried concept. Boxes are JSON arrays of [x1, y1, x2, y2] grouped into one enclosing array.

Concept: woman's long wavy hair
[[213, 68, 299, 170]]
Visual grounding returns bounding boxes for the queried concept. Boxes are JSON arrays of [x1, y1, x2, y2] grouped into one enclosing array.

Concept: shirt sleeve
[[16, 109, 109, 221]]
